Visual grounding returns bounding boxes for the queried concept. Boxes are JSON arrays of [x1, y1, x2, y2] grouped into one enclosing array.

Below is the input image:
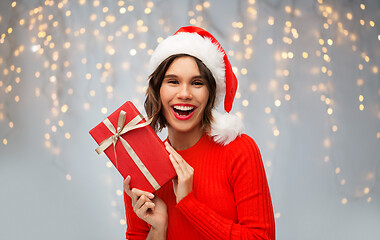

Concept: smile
[[171, 104, 196, 120]]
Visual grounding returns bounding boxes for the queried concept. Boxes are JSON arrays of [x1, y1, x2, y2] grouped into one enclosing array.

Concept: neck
[[167, 126, 204, 151]]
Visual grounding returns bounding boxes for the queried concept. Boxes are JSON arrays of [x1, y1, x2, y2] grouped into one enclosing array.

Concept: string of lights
[[0, 0, 379, 231]]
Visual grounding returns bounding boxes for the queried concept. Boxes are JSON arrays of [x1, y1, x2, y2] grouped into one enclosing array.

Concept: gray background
[[1, 0, 379, 239]]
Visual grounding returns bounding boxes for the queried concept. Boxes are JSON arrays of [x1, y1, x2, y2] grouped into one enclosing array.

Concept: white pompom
[[209, 110, 244, 146]]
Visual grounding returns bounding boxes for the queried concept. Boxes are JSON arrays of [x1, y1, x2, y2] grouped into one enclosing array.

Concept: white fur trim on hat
[[209, 110, 244, 146], [149, 32, 226, 105]]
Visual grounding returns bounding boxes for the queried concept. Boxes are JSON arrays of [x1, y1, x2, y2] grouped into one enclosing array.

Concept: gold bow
[[96, 110, 160, 191]]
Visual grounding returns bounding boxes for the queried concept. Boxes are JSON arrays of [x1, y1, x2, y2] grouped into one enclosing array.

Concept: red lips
[[171, 104, 196, 120]]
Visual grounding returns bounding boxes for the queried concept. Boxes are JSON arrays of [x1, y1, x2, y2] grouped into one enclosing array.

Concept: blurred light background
[[0, 0, 379, 239]]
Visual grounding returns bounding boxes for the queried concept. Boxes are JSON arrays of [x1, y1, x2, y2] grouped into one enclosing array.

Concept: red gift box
[[89, 101, 176, 193]]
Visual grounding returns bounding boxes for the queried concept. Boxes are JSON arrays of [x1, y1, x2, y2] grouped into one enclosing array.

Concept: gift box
[[89, 101, 176, 193]]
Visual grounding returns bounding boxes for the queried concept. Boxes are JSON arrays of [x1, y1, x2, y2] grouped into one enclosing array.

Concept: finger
[[131, 188, 155, 200], [135, 195, 154, 212], [172, 178, 178, 195], [170, 152, 193, 177], [184, 162, 194, 174], [123, 175, 132, 196], [133, 194, 146, 212], [172, 177, 178, 188], [172, 177, 178, 185], [169, 153, 184, 178], [136, 201, 155, 219], [133, 195, 152, 211], [165, 142, 194, 180], [134, 195, 154, 214], [130, 189, 153, 207], [165, 142, 193, 173], [126, 180, 141, 205], [165, 142, 186, 169], [165, 142, 183, 160]]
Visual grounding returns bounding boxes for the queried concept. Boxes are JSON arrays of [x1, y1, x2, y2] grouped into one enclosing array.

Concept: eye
[[192, 80, 204, 86], [167, 79, 178, 84]]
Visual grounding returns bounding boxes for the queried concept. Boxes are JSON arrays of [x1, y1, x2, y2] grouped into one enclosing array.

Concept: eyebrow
[[163, 74, 177, 79], [164, 74, 203, 79]]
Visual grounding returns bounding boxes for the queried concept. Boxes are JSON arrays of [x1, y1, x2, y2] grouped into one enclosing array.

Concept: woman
[[123, 26, 275, 240]]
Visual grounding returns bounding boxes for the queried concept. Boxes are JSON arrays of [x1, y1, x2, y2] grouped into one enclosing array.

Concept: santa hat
[[149, 26, 244, 145]]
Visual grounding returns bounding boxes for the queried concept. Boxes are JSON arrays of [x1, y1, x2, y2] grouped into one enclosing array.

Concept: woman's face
[[160, 56, 209, 135]]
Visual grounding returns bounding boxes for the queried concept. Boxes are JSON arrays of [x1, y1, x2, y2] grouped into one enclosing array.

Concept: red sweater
[[124, 134, 275, 239]]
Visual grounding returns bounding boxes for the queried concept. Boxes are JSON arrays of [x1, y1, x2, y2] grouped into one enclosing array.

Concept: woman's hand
[[123, 176, 168, 232], [165, 142, 194, 203]]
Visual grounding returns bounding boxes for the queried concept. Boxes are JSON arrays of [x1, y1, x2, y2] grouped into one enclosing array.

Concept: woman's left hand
[[165, 142, 194, 204]]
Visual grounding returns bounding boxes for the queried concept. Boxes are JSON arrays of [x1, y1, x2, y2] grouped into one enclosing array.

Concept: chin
[[167, 117, 202, 133]]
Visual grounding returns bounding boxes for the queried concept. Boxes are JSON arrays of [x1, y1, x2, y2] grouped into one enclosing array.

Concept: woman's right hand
[[123, 176, 168, 232]]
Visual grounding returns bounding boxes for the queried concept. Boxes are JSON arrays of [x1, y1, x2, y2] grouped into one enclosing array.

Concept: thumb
[[172, 177, 178, 186], [172, 178, 178, 194], [123, 175, 132, 196]]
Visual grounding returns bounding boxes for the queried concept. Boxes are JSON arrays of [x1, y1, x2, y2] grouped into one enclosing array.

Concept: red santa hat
[[149, 26, 244, 145]]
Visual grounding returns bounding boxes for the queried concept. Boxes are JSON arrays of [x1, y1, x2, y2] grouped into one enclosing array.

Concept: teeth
[[173, 105, 194, 111]]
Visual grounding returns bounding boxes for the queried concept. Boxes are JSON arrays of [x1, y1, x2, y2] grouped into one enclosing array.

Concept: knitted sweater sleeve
[[176, 135, 275, 240], [123, 192, 150, 240]]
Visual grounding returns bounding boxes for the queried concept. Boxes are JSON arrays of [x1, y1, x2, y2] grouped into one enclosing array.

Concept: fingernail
[[149, 193, 155, 198], [126, 175, 130, 180]]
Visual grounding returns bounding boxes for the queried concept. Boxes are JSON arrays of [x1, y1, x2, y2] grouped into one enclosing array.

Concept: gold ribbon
[[95, 110, 160, 191]]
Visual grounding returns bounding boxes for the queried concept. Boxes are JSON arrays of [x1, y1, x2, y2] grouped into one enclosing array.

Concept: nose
[[177, 84, 192, 100]]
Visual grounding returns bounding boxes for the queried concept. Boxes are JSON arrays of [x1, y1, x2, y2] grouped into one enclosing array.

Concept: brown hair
[[144, 54, 216, 132]]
